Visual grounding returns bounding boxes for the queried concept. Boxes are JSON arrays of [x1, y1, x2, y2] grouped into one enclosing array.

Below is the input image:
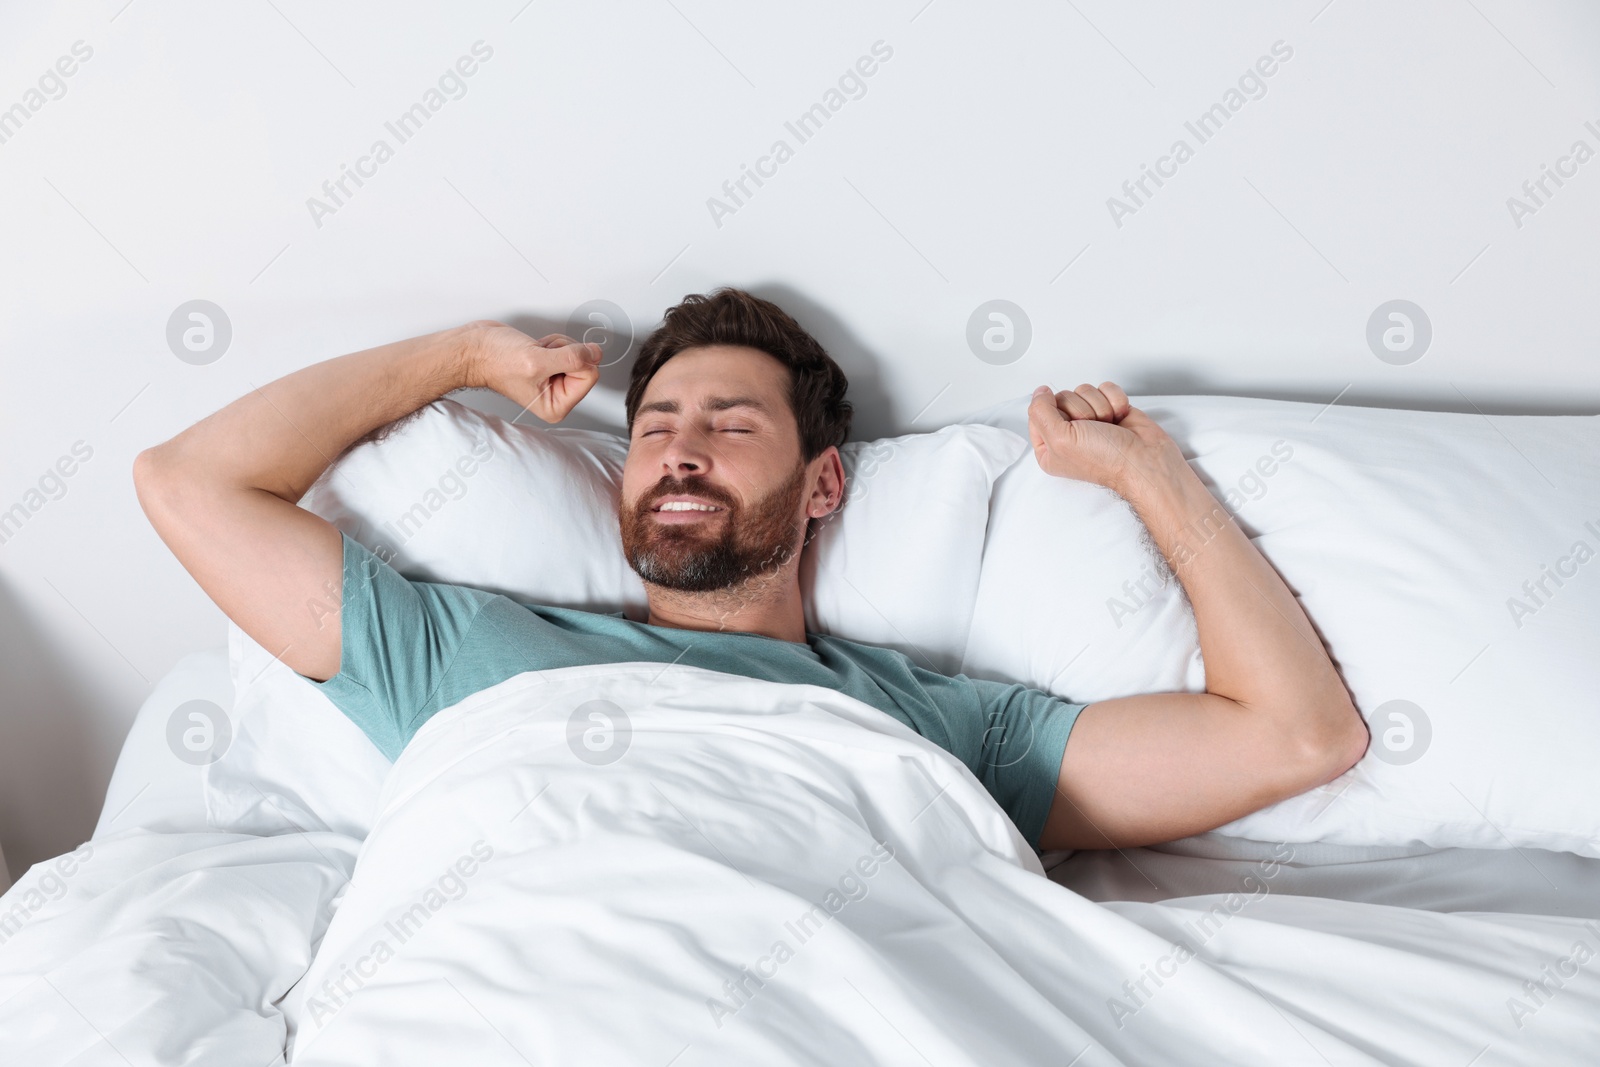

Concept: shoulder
[[483, 597, 648, 637], [810, 631, 900, 665], [509, 600, 633, 625], [811, 632, 957, 686]]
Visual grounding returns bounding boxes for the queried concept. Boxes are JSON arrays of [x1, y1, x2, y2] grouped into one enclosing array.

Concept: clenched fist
[[1027, 382, 1182, 493], [461, 320, 603, 423]]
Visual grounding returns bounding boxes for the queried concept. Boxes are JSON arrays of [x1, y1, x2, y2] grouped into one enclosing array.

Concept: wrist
[[379, 326, 483, 407], [1109, 440, 1188, 504], [1125, 457, 1234, 574], [440, 323, 487, 391]]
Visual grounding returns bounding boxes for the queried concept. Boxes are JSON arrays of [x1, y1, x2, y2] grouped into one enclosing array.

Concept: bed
[[3, 394, 1598, 1064]]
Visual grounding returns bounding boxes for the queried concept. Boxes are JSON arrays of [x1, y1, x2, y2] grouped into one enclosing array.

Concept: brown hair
[[625, 288, 852, 460]]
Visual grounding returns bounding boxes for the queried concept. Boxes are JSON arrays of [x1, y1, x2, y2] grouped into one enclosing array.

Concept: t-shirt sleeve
[[961, 677, 1086, 849], [302, 532, 496, 760]]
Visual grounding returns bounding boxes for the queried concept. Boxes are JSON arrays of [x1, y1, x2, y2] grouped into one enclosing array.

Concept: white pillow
[[212, 400, 1022, 836], [803, 427, 1026, 674], [966, 394, 1600, 858], [306, 402, 645, 616], [300, 400, 1020, 665], [962, 454, 1206, 703]]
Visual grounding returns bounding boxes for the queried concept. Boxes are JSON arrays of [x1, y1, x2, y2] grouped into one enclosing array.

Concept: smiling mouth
[[648, 493, 732, 524], [653, 501, 724, 513]]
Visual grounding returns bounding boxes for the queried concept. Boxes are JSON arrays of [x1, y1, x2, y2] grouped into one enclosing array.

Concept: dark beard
[[621, 464, 807, 593]]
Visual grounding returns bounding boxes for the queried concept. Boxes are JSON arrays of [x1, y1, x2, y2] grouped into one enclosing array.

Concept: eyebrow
[[635, 395, 772, 416]]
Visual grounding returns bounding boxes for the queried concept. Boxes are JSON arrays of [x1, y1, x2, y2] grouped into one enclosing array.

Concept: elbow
[[133, 443, 194, 523], [132, 445, 172, 512], [1338, 709, 1372, 776], [1294, 700, 1369, 789], [1259, 697, 1368, 803]]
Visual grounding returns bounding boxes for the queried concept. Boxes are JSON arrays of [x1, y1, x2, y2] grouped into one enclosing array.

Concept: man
[[134, 288, 1368, 851]]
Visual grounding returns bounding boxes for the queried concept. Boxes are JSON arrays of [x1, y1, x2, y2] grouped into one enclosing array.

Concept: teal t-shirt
[[307, 533, 1085, 847]]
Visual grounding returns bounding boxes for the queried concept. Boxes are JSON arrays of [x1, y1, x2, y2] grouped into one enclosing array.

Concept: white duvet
[[264, 664, 1600, 1066], [0, 830, 355, 1065]]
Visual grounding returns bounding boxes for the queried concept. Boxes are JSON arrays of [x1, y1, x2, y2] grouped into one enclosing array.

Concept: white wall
[[2, 0, 1597, 878]]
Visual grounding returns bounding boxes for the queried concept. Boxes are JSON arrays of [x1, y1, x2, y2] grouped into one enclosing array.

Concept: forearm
[[1116, 454, 1364, 754], [148, 325, 474, 500]]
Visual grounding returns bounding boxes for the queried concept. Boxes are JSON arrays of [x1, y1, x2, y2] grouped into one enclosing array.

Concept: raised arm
[[133, 322, 601, 682], [1031, 383, 1369, 850]]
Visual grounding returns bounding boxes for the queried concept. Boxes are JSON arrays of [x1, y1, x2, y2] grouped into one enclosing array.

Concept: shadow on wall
[[409, 296, 1596, 449], [1125, 362, 1600, 417], [749, 283, 896, 443], [0, 572, 108, 882]]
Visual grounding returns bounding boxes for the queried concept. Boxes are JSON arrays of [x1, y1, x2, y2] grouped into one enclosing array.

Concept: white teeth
[[657, 501, 720, 512]]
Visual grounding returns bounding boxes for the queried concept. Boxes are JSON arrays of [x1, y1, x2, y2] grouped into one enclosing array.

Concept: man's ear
[[806, 446, 845, 519]]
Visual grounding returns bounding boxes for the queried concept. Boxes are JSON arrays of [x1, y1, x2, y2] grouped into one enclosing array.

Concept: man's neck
[[642, 567, 809, 643]]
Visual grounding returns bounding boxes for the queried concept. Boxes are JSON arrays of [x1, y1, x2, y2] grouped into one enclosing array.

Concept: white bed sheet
[[1047, 835, 1600, 921]]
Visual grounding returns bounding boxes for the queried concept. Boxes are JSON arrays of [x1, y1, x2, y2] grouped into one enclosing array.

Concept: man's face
[[620, 345, 817, 593]]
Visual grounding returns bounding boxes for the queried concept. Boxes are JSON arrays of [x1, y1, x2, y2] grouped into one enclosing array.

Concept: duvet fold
[[0, 829, 356, 1066]]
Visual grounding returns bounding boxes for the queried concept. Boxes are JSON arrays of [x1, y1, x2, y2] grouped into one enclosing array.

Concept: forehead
[[638, 345, 791, 409]]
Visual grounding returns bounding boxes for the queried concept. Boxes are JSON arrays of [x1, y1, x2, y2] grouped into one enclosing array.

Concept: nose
[[660, 423, 713, 477]]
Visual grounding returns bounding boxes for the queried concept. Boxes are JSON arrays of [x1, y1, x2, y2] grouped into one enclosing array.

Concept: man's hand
[[1027, 382, 1183, 494], [463, 321, 603, 423]]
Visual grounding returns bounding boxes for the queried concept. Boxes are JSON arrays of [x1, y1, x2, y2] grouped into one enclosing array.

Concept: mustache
[[642, 475, 738, 512]]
